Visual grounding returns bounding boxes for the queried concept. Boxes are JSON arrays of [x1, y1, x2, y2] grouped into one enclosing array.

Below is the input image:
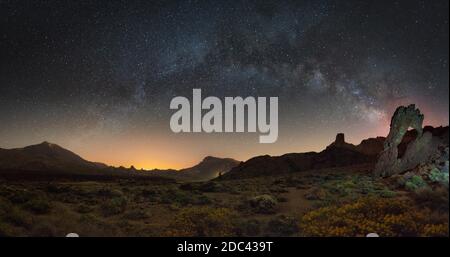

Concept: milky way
[[0, 0, 448, 169]]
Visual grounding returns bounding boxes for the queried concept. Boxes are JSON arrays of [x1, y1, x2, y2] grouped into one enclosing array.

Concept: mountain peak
[[25, 141, 64, 152], [202, 156, 221, 162], [39, 141, 56, 147]]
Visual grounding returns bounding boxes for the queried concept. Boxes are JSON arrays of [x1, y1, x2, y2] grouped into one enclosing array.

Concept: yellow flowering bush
[[299, 197, 448, 237], [165, 206, 237, 236]]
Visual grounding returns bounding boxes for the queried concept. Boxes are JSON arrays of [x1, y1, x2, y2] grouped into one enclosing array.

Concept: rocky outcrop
[[334, 133, 345, 146], [374, 104, 448, 177], [355, 137, 385, 156], [326, 133, 358, 151], [221, 133, 380, 180]]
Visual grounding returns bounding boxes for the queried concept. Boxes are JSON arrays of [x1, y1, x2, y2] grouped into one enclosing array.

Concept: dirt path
[[277, 188, 314, 216]]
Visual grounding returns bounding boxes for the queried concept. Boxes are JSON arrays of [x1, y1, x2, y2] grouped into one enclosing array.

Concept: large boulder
[[374, 104, 446, 177]]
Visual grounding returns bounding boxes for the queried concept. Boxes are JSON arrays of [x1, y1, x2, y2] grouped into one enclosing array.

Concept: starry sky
[[0, 0, 448, 169]]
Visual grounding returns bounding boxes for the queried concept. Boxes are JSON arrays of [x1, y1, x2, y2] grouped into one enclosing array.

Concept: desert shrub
[[100, 196, 128, 216], [331, 180, 356, 196], [0, 222, 11, 236], [299, 197, 448, 237], [422, 224, 449, 237], [23, 197, 51, 214], [0, 199, 31, 228], [123, 209, 149, 220], [76, 203, 94, 214], [194, 195, 212, 205], [405, 175, 427, 191], [198, 181, 227, 192], [269, 185, 289, 193], [141, 188, 159, 196], [321, 175, 396, 201], [428, 168, 449, 187], [31, 221, 58, 237], [179, 183, 196, 191], [378, 189, 397, 198], [97, 188, 124, 198], [44, 184, 67, 194], [8, 189, 35, 204], [265, 215, 299, 236], [412, 187, 449, 212], [282, 176, 305, 187], [165, 206, 237, 236], [304, 187, 328, 201], [77, 214, 119, 236], [234, 219, 261, 236], [248, 195, 278, 214], [159, 189, 194, 205]]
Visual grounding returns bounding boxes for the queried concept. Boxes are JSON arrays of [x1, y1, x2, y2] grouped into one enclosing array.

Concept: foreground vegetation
[[0, 166, 448, 237]]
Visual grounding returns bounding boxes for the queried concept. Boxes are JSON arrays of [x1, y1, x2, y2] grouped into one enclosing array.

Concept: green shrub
[[248, 195, 278, 214], [235, 219, 261, 236], [23, 198, 51, 214], [378, 189, 397, 198], [8, 190, 35, 204], [100, 196, 127, 216], [266, 215, 299, 236], [160, 189, 194, 205], [0, 200, 31, 228], [428, 168, 449, 187], [304, 187, 328, 201], [405, 175, 427, 191]]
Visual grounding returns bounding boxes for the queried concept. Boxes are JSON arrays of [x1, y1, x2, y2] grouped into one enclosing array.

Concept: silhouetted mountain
[[0, 141, 107, 173], [0, 142, 177, 182], [145, 156, 239, 181], [220, 133, 385, 180], [0, 141, 238, 181], [220, 126, 448, 180], [178, 156, 240, 180], [2, 125, 446, 181]]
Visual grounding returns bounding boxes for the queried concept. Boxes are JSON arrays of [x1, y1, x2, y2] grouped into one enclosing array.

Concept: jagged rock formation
[[334, 133, 345, 146], [375, 104, 448, 177], [221, 133, 383, 180]]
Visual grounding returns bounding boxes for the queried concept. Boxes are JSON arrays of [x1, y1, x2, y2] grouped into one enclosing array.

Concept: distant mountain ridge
[[1, 125, 447, 181], [0, 142, 239, 181], [178, 156, 240, 180], [0, 141, 107, 173]]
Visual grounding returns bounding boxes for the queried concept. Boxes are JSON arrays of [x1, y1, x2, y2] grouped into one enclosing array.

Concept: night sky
[[0, 0, 448, 169]]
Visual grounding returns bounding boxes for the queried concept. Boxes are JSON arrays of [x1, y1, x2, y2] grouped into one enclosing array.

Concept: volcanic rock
[[374, 104, 448, 177]]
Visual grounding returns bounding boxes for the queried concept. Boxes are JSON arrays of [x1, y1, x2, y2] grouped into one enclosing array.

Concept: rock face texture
[[374, 104, 446, 177]]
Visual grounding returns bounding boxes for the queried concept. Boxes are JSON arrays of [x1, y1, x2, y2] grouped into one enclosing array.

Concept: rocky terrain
[[0, 104, 448, 237]]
